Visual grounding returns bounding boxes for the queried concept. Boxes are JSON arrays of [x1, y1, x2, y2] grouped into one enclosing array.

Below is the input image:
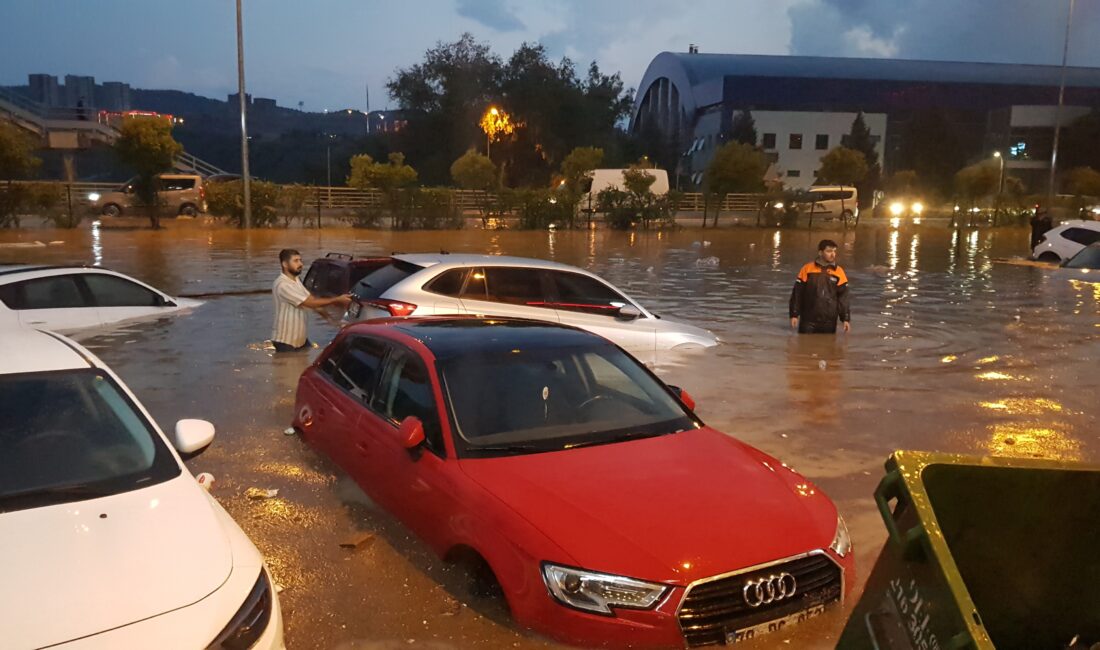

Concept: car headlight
[[830, 516, 851, 558], [88, 192, 101, 202], [541, 563, 668, 615], [207, 569, 273, 650], [889, 201, 904, 216], [773, 202, 784, 209], [911, 202, 923, 215]]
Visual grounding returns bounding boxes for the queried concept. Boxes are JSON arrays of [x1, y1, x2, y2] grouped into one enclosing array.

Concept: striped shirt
[[272, 274, 311, 347]]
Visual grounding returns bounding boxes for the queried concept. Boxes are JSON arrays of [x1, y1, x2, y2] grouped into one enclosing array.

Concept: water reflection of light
[[980, 398, 1063, 415], [908, 233, 920, 273], [977, 355, 999, 364], [941, 355, 957, 363], [771, 230, 782, 269], [91, 219, 103, 266], [887, 230, 899, 270], [547, 229, 556, 257], [889, 217, 900, 229], [976, 371, 1017, 381], [989, 423, 1080, 461]]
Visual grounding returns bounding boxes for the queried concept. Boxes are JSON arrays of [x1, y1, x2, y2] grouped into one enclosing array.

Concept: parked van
[[89, 174, 207, 217], [792, 185, 859, 224], [577, 168, 670, 213]]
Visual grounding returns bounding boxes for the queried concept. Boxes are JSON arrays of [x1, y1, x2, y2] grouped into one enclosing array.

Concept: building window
[[815, 134, 829, 150], [787, 170, 801, 178], [789, 134, 803, 150], [762, 133, 776, 149]]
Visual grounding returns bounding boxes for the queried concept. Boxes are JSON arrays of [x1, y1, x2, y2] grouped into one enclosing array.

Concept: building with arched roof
[[632, 52, 1100, 190]]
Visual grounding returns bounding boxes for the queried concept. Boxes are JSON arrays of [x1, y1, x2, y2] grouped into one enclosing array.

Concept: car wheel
[[102, 203, 121, 217], [178, 204, 198, 217], [1037, 252, 1061, 263], [841, 209, 855, 227]]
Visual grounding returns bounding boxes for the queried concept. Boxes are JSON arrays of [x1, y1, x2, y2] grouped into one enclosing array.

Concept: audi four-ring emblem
[[742, 573, 797, 607]]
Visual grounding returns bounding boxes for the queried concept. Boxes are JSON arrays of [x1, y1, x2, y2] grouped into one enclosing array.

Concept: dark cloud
[[455, 0, 524, 32], [789, 0, 1100, 66]]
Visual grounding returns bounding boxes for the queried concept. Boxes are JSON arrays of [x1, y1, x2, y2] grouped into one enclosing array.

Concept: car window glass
[[15, 275, 88, 310], [551, 272, 628, 316], [302, 264, 322, 293], [425, 269, 466, 297], [1064, 228, 1100, 246], [1064, 246, 1100, 269], [352, 260, 424, 300], [582, 351, 650, 402], [84, 274, 162, 307], [0, 369, 179, 511], [323, 264, 346, 295], [484, 267, 545, 306], [332, 337, 386, 403], [461, 268, 487, 298], [161, 178, 195, 191], [372, 349, 443, 455]]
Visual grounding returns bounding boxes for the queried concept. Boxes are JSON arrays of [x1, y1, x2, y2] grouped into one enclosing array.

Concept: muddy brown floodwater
[[2, 221, 1098, 649]]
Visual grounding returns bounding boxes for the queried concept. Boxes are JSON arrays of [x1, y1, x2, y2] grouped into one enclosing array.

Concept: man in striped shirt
[[272, 249, 352, 352]]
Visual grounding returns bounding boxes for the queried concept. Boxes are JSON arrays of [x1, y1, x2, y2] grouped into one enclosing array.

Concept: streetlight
[[235, 0, 251, 228], [479, 105, 513, 160], [1048, 0, 1076, 209], [993, 151, 1005, 194]]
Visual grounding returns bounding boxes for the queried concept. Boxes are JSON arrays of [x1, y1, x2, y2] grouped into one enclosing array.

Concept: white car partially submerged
[[0, 328, 284, 649], [0, 265, 201, 332], [343, 253, 718, 363]]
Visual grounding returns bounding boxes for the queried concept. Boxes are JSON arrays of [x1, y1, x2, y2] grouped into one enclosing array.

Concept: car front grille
[[677, 552, 842, 647]]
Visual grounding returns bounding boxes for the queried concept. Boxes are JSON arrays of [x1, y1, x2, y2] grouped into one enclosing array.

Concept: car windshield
[[351, 259, 425, 300], [440, 343, 695, 456], [1064, 245, 1100, 269], [0, 369, 180, 512]]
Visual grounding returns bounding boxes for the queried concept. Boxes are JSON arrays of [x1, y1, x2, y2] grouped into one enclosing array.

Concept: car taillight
[[199, 185, 206, 200], [366, 299, 417, 317]]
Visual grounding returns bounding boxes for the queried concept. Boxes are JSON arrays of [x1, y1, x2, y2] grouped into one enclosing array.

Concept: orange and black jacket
[[789, 260, 850, 326]]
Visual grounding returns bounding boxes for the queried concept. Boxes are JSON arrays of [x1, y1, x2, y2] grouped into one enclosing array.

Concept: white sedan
[[1032, 220, 1100, 262], [343, 253, 719, 364], [0, 328, 284, 649], [0, 265, 201, 332]]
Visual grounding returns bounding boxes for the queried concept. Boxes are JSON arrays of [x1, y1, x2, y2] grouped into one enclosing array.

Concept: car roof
[[0, 328, 93, 375], [392, 253, 580, 271], [346, 316, 612, 360], [0, 264, 57, 277]]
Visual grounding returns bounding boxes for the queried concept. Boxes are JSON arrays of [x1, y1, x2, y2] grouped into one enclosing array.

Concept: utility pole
[[236, 0, 252, 228], [1048, 0, 1075, 210]]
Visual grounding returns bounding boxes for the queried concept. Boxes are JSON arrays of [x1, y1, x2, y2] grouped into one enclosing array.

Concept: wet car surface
[[2, 222, 1097, 649]]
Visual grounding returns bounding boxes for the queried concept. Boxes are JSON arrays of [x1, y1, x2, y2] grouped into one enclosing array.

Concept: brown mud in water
[[2, 221, 1097, 649]]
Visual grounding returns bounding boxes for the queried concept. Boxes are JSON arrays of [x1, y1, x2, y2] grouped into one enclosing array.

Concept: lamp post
[[1048, 0, 1076, 210], [993, 151, 1005, 194], [479, 106, 513, 161], [235, 0, 251, 228]]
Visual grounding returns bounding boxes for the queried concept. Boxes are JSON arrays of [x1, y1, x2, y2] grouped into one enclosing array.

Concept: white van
[[577, 168, 670, 213], [794, 185, 859, 223]]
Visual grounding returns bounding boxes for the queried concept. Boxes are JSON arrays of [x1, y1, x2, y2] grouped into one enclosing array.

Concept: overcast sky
[[2, 0, 1097, 111]]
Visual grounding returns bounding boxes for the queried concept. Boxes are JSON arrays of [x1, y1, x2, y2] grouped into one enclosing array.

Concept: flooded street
[[2, 222, 1098, 649]]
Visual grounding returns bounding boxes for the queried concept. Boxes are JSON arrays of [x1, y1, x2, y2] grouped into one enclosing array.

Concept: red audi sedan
[[292, 317, 853, 648]]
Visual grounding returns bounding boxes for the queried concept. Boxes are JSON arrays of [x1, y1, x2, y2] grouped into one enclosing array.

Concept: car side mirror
[[398, 416, 425, 451], [617, 304, 642, 320], [667, 385, 696, 411], [172, 419, 215, 460]]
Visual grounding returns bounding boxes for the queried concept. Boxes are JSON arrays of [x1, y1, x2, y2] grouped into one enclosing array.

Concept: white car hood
[[0, 474, 233, 649]]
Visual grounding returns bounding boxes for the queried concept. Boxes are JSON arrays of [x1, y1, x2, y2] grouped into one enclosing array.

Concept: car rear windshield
[[352, 259, 424, 300], [440, 343, 694, 456], [1064, 245, 1100, 269], [0, 369, 179, 512]]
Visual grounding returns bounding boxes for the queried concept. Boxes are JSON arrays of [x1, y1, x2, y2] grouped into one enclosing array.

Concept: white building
[[755, 111, 886, 189]]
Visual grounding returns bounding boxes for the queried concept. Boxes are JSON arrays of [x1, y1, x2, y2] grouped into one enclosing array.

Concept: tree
[[348, 153, 418, 229], [702, 142, 766, 226], [954, 162, 1000, 205], [0, 122, 41, 228], [843, 112, 881, 205], [450, 149, 498, 225], [1061, 109, 1100, 171], [896, 109, 975, 197], [113, 117, 183, 229], [560, 146, 603, 193], [730, 110, 757, 146], [886, 170, 919, 195], [1065, 166, 1100, 198], [818, 146, 869, 186]]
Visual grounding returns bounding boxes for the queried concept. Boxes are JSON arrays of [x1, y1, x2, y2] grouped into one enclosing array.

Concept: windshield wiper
[[0, 483, 117, 511], [466, 443, 545, 455], [563, 429, 680, 450]]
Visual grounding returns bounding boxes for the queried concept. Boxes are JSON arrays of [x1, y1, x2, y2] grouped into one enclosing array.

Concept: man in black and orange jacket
[[789, 239, 851, 334]]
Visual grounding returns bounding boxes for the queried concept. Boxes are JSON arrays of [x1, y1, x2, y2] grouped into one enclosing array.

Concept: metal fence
[[21, 180, 764, 214]]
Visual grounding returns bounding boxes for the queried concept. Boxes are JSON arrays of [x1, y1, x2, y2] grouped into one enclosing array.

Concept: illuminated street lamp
[[479, 105, 514, 159], [993, 151, 1005, 194]]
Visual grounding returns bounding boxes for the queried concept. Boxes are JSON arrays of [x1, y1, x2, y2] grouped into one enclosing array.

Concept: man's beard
[[287, 266, 302, 276]]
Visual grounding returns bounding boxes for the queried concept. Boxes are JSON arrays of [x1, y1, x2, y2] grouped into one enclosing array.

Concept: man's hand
[[335, 293, 353, 307], [790, 317, 798, 329], [842, 321, 851, 333]]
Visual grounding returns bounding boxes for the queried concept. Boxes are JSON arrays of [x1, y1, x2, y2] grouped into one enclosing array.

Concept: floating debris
[[195, 472, 215, 491], [696, 256, 720, 268], [246, 487, 279, 499], [339, 532, 376, 550]]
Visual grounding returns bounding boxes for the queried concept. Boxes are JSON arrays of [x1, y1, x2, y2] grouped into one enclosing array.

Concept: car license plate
[[725, 603, 829, 644]]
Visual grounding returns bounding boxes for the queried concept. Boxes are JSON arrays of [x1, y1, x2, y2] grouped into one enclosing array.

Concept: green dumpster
[[838, 451, 1100, 650]]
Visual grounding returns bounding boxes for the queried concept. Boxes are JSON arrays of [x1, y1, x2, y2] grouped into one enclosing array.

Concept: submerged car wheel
[[179, 203, 198, 217], [102, 203, 121, 217], [1037, 252, 1061, 263]]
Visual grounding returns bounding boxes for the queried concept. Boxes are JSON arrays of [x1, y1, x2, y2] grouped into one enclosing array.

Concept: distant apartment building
[[367, 110, 409, 135], [96, 81, 132, 111], [63, 74, 96, 108], [28, 73, 61, 107]]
